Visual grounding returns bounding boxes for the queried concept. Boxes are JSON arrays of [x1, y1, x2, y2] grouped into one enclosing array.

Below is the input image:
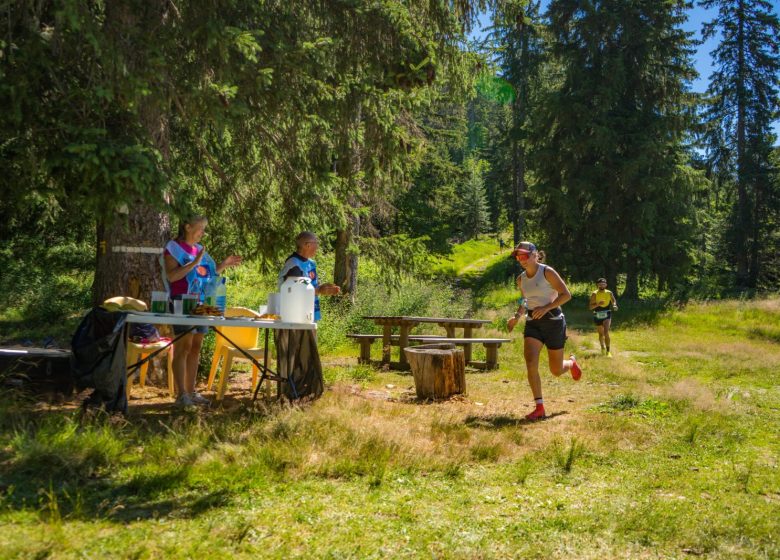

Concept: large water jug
[[279, 277, 315, 323]]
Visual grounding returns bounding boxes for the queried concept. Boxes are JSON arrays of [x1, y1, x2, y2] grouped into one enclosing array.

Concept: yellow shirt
[[591, 289, 613, 309]]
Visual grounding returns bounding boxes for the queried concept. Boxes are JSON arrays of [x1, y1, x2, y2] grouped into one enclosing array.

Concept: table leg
[[463, 326, 473, 364], [486, 344, 499, 370], [382, 325, 392, 364], [399, 326, 410, 367]]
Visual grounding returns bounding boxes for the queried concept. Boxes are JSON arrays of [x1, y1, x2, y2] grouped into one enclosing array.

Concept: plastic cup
[[258, 305, 268, 316], [267, 293, 280, 315], [151, 291, 168, 314], [182, 294, 198, 314], [173, 299, 184, 315]]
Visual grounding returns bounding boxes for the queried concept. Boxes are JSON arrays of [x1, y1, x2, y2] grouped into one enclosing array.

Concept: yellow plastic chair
[[207, 306, 265, 401], [104, 296, 175, 398]]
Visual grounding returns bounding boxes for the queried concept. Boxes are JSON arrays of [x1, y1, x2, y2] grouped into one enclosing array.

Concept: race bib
[[595, 310, 609, 320]]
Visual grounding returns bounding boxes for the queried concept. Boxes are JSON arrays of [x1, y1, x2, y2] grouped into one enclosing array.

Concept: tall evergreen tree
[[489, 0, 545, 246], [454, 159, 491, 240], [699, 0, 780, 289], [0, 1, 479, 304], [531, 0, 704, 297]]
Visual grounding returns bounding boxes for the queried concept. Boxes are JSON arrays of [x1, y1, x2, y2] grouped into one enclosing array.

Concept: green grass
[[1, 295, 779, 558], [1, 239, 779, 558]]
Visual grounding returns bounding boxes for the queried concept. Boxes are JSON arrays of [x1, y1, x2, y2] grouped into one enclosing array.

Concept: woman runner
[[507, 242, 582, 420]]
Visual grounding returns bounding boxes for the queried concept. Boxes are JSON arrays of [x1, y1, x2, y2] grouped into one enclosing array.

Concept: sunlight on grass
[[1, 293, 780, 557]]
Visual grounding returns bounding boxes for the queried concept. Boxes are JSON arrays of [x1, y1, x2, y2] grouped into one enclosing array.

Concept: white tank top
[[520, 264, 559, 310]]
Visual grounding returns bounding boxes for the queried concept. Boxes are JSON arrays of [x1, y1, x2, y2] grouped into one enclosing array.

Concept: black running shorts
[[524, 315, 567, 350], [592, 307, 612, 325]]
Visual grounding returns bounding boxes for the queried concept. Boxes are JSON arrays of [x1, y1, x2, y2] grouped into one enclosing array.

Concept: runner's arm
[[540, 266, 572, 312]]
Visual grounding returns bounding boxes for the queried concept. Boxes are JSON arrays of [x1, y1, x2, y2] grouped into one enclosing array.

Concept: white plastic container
[[279, 277, 315, 323]]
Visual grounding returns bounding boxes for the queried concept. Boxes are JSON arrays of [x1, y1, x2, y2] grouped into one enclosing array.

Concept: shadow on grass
[[0, 392, 281, 523], [464, 411, 568, 429]]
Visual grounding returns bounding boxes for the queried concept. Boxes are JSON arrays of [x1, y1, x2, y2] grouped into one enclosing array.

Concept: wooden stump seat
[[404, 343, 465, 399]]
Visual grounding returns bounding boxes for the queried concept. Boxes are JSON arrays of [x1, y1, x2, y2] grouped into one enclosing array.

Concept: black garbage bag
[[274, 330, 323, 400], [70, 307, 128, 414]]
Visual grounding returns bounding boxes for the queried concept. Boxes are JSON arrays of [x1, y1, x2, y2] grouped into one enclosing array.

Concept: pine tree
[[488, 0, 546, 246], [699, 0, 780, 289], [530, 0, 703, 297]]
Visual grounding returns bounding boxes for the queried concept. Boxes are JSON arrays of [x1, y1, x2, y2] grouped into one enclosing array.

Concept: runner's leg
[[524, 336, 544, 399], [597, 323, 605, 352]]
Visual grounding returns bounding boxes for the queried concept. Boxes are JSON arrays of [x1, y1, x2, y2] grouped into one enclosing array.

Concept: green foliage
[[595, 394, 672, 418], [699, 0, 780, 289], [530, 0, 704, 296]]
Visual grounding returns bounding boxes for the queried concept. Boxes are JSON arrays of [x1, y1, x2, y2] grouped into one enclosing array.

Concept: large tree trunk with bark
[[92, 207, 171, 306], [334, 215, 360, 300], [92, 0, 172, 306], [333, 103, 362, 300]]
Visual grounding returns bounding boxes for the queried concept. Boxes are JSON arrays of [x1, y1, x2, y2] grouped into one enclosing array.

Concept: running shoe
[[606, 351, 613, 358], [569, 355, 582, 381], [525, 406, 546, 420], [190, 392, 211, 406], [174, 393, 195, 409]]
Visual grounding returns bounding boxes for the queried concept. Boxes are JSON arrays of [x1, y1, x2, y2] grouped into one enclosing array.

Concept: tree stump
[[404, 343, 465, 399]]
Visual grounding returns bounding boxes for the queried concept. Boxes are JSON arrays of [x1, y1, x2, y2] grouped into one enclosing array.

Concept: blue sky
[[470, 2, 780, 140]]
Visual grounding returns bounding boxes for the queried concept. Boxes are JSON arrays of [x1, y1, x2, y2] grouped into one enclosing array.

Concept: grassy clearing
[[1, 295, 779, 558]]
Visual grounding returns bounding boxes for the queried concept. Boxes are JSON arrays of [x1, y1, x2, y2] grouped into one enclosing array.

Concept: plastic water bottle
[[204, 277, 218, 307], [215, 277, 227, 313]]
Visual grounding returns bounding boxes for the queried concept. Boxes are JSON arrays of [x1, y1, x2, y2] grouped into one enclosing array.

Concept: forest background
[[1, 0, 779, 342]]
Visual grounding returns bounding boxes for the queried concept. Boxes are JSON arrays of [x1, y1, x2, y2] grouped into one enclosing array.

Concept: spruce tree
[[531, 0, 703, 297], [699, 0, 780, 289]]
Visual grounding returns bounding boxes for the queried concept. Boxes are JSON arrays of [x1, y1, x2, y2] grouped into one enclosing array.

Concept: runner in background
[[589, 278, 618, 357]]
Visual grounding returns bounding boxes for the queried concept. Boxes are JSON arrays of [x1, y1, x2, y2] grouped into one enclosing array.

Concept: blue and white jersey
[[278, 252, 320, 321]]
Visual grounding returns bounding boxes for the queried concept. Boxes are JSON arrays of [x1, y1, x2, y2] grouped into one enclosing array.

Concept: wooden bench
[[410, 337, 511, 370], [346, 334, 511, 370], [346, 334, 445, 365]]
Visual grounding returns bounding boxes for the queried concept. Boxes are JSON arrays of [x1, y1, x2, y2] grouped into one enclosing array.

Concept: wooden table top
[[363, 316, 491, 326]]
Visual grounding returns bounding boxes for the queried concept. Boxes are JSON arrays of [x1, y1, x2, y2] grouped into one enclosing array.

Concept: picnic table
[[125, 312, 317, 400], [361, 315, 493, 368]]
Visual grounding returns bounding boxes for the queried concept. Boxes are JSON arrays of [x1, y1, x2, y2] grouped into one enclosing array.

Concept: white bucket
[[279, 277, 315, 323]]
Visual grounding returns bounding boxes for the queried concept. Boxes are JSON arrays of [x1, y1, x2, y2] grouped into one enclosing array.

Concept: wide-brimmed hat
[[511, 242, 537, 257]]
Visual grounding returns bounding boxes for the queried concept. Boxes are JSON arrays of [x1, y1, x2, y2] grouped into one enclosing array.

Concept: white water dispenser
[[279, 277, 315, 323]]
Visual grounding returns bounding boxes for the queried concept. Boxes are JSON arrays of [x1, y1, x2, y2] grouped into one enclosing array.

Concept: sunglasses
[[515, 252, 531, 260]]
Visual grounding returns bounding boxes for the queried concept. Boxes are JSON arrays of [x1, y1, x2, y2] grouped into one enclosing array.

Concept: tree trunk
[[334, 215, 360, 301], [92, 207, 171, 306], [734, 0, 750, 288], [404, 343, 465, 399], [92, 0, 172, 307], [333, 103, 362, 300], [623, 257, 638, 300]]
